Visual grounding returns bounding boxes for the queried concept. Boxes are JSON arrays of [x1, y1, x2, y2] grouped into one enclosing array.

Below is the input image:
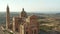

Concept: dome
[[20, 8, 27, 18]]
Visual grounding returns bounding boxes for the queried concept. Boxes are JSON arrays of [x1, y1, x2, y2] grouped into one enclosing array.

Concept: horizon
[[0, 0, 60, 13], [0, 11, 60, 14]]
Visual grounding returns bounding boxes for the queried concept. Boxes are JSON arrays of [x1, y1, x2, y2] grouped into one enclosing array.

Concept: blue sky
[[0, 0, 60, 12]]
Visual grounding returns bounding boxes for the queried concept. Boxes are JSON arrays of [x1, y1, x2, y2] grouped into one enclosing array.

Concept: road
[[0, 24, 19, 34], [0, 26, 4, 34], [0, 25, 10, 34]]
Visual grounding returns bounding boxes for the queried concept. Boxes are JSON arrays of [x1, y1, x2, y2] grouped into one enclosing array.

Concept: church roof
[[28, 15, 38, 19]]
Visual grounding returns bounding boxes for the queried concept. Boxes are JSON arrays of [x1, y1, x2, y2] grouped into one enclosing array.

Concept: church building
[[6, 5, 39, 34]]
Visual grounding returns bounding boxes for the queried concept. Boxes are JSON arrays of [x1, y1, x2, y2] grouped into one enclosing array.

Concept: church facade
[[6, 5, 39, 34]]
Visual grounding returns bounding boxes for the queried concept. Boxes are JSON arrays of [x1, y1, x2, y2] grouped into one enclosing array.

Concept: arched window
[[26, 31, 28, 34], [16, 28, 18, 32], [32, 30, 36, 34], [34, 30, 36, 34]]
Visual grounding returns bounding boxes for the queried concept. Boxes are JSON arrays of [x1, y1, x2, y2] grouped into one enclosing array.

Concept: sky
[[0, 0, 60, 13]]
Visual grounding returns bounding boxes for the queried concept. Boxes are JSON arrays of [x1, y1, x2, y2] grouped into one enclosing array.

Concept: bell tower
[[6, 5, 10, 29]]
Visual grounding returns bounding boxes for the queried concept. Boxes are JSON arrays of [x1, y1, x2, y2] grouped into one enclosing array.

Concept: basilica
[[6, 5, 39, 34]]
